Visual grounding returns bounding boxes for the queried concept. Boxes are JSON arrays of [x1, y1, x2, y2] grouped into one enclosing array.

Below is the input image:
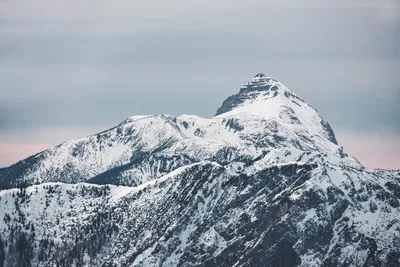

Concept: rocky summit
[[0, 74, 399, 267]]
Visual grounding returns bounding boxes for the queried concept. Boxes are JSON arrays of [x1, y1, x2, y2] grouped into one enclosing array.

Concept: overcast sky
[[0, 0, 399, 169]]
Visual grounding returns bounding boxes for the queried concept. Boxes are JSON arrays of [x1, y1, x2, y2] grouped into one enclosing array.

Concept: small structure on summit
[[253, 73, 267, 82]]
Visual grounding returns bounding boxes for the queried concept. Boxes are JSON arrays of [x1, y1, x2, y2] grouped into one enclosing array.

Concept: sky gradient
[[1, 0, 399, 169]]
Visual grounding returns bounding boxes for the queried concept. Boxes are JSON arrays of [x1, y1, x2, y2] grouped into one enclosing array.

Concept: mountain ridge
[[0, 73, 341, 189]]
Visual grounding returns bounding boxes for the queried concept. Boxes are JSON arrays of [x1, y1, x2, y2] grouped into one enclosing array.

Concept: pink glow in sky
[[1, 128, 399, 170], [0, 143, 52, 167]]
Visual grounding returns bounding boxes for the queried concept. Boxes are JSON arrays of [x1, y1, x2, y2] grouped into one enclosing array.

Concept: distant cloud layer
[[0, 126, 105, 167], [1, 0, 400, 19], [0, 143, 51, 167], [337, 130, 400, 170], [0, 0, 399, 168]]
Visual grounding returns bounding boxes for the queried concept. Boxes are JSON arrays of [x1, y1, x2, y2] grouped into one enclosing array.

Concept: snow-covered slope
[[0, 73, 399, 267], [1, 161, 399, 267]]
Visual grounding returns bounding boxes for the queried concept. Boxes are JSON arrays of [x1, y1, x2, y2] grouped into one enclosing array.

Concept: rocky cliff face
[[0, 73, 399, 267]]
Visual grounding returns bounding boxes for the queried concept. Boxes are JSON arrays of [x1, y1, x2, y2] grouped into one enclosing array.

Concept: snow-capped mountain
[[0, 73, 338, 188], [0, 73, 399, 267]]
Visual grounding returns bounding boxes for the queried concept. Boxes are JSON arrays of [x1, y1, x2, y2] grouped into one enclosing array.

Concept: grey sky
[[0, 0, 399, 168]]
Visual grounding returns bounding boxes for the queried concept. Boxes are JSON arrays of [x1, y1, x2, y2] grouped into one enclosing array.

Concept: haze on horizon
[[0, 0, 399, 169]]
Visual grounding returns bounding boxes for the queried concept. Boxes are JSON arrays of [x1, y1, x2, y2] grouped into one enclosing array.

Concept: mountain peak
[[253, 72, 268, 81], [215, 73, 338, 145], [251, 72, 277, 84], [215, 73, 290, 116]]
